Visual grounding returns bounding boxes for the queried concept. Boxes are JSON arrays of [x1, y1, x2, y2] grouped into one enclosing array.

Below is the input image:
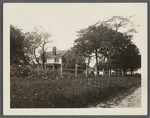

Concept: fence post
[[102, 68, 104, 76], [75, 64, 77, 77], [109, 69, 110, 77], [122, 69, 124, 76], [95, 66, 97, 77], [86, 67, 87, 77], [60, 65, 62, 76]]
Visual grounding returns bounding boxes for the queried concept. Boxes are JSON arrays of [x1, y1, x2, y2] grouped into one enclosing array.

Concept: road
[[93, 85, 141, 108]]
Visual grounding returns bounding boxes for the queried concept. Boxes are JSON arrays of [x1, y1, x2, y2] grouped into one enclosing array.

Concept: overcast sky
[[8, 3, 147, 53]]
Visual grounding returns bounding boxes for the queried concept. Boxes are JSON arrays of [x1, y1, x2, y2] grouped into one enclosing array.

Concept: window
[[54, 58, 59, 62]]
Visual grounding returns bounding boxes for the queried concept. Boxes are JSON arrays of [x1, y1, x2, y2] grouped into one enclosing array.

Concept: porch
[[45, 63, 61, 70]]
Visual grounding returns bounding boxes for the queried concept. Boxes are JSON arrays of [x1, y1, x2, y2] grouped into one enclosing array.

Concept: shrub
[[43, 69, 61, 79], [10, 64, 19, 77], [29, 66, 44, 77], [10, 64, 30, 77]]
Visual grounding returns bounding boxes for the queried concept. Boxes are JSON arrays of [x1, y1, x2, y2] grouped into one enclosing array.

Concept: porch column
[[53, 64, 54, 70]]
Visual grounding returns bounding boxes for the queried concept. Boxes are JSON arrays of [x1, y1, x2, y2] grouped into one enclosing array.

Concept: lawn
[[10, 75, 141, 108]]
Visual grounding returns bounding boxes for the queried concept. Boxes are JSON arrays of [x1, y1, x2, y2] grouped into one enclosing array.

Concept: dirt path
[[92, 84, 141, 108]]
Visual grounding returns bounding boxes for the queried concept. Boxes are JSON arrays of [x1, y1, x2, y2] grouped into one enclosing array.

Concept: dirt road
[[93, 85, 141, 108]]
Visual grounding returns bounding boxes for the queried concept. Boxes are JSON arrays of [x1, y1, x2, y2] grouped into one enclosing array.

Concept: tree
[[98, 15, 139, 71], [75, 24, 116, 75], [10, 25, 35, 67], [95, 15, 138, 33], [24, 26, 53, 69], [74, 15, 140, 75], [110, 34, 141, 74], [125, 43, 141, 74], [64, 47, 86, 69], [75, 16, 140, 73], [10, 25, 25, 65]]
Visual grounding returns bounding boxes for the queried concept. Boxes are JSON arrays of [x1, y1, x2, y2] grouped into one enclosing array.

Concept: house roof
[[46, 50, 69, 59]]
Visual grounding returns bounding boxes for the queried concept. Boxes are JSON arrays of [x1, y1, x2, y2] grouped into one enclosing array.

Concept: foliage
[[24, 26, 53, 68], [64, 47, 86, 69], [43, 69, 61, 79], [74, 15, 140, 73], [10, 64, 30, 77], [111, 40, 141, 74], [10, 24, 53, 70], [10, 25, 25, 65], [75, 24, 114, 74], [96, 15, 138, 33]]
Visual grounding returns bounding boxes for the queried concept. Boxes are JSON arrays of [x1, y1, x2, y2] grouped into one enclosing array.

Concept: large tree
[[75, 24, 115, 75], [24, 27, 53, 69], [10, 25, 53, 69], [64, 47, 86, 69], [10, 25, 34, 67], [10, 25, 24, 65], [111, 37, 141, 74], [74, 15, 140, 75]]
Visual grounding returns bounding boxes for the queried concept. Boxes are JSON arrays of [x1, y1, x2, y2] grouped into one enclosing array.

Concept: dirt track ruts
[[92, 84, 141, 108]]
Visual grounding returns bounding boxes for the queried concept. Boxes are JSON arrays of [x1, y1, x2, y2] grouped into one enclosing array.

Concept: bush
[[29, 66, 44, 77], [10, 64, 19, 77], [43, 69, 61, 79], [10, 64, 30, 77], [10, 64, 63, 79]]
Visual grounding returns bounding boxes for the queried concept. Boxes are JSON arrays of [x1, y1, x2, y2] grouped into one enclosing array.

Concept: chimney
[[53, 46, 56, 55]]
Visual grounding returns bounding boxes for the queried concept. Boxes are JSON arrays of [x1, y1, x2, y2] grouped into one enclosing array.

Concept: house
[[45, 46, 73, 70]]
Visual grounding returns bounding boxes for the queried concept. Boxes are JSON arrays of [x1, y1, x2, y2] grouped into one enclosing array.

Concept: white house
[[45, 46, 70, 70]]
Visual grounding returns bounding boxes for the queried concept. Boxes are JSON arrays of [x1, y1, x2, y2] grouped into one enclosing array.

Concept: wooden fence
[[61, 67, 124, 77]]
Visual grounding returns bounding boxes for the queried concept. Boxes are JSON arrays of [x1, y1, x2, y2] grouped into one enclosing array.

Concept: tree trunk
[[34, 48, 40, 66], [42, 47, 45, 70], [22, 53, 35, 68], [95, 50, 98, 75], [87, 56, 91, 75], [87, 56, 91, 66]]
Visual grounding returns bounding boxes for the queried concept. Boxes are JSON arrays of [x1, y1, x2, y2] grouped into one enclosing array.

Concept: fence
[[61, 67, 124, 77]]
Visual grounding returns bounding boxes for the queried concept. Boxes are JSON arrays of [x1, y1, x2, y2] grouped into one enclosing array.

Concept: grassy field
[[10, 75, 141, 108]]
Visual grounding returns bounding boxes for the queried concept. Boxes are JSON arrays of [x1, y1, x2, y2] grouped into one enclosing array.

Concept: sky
[[8, 3, 147, 53], [7, 3, 147, 67]]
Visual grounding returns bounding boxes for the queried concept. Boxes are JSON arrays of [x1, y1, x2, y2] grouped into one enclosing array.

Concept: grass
[[10, 75, 141, 108]]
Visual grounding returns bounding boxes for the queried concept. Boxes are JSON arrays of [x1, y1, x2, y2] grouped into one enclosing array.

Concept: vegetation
[[11, 75, 141, 108], [10, 25, 26, 65], [74, 15, 141, 74], [10, 15, 141, 108], [10, 25, 53, 69]]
